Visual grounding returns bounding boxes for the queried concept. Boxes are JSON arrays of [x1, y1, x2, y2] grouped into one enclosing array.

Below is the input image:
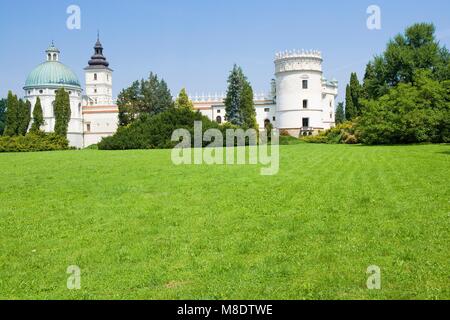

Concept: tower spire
[[87, 33, 109, 68]]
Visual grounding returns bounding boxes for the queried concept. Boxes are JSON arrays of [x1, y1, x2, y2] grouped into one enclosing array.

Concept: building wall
[[24, 86, 84, 148]]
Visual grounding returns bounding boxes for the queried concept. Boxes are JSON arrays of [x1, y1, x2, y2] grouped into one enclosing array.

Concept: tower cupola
[[46, 42, 60, 62]]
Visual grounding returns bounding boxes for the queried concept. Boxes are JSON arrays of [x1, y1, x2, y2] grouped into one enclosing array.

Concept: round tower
[[274, 50, 326, 136]]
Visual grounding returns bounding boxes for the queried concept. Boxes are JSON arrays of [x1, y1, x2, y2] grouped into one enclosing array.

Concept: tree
[[4, 91, 19, 136], [240, 81, 257, 129], [117, 81, 141, 126], [30, 97, 44, 132], [358, 71, 450, 145], [53, 88, 71, 137], [345, 85, 357, 121], [224, 64, 256, 128], [335, 102, 345, 125], [362, 23, 450, 99], [17, 99, 31, 135], [117, 73, 173, 126], [225, 64, 245, 126], [349, 73, 362, 115], [0, 99, 6, 136], [175, 88, 194, 110]]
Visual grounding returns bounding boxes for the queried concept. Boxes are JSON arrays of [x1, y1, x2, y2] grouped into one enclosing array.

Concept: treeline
[[98, 65, 259, 150], [0, 88, 71, 152], [318, 23, 450, 145]]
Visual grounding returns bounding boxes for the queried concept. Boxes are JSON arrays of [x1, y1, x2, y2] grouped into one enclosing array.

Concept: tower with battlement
[[274, 50, 338, 136]]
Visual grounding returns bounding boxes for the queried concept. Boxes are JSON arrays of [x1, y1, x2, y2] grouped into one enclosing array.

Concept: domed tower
[[24, 42, 84, 148], [274, 50, 338, 136], [84, 34, 113, 106]]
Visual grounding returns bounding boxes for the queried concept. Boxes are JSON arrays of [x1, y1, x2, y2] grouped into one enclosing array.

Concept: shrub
[[0, 132, 69, 153], [301, 122, 359, 144], [98, 107, 240, 150]]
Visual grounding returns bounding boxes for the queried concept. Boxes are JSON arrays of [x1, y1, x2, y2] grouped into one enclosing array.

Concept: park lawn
[[0, 143, 449, 300]]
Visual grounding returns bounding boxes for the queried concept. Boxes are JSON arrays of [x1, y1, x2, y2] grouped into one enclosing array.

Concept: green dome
[[24, 61, 81, 90]]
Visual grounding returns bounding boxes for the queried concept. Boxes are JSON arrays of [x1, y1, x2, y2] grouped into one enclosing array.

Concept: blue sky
[[1, 0, 449, 103]]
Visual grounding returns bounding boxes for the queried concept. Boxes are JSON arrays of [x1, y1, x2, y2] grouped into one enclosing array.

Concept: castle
[[24, 39, 338, 148]]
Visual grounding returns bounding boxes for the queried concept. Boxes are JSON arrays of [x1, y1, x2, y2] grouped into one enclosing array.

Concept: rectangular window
[[264, 108, 270, 112], [86, 123, 91, 132], [302, 118, 309, 128], [302, 80, 308, 89], [303, 100, 308, 109], [217, 109, 221, 114]]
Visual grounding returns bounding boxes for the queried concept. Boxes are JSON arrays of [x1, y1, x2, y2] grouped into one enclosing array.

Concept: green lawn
[[0, 144, 449, 300]]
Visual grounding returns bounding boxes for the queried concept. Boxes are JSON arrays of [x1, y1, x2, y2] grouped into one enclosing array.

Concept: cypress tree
[[0, 98, 6, 136], [17, 99, 31, 135], [54, 88, 71, 137], [241, 81, 257, 129], [4, 91, 19, 136], [349, 72, 362, 115], [345, 85, 357, 121], [30, 97, 44, 132], [335, 102, 345, 125]]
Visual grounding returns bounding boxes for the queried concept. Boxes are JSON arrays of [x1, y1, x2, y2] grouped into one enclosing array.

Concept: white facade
[[192, 49, 338, 136], [24, 40, 118, 148]]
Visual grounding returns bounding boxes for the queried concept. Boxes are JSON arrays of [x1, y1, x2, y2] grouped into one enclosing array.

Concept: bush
[[0, 132, 69, 153], [301, 122, 359, 144], [98, 108, 240, 150]]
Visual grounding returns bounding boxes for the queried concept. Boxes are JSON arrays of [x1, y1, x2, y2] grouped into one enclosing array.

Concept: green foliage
[[363, 23, 449, 100], [53, 88, 71, 137], [302, 122, 358, 144], [345, 73, 362, 120], [241, 81, 258, 130], [175, 88, 194, 110], [225, 64, 245, 126], [0, 98, 6, 136], [225, 65, 258, 129], [0, 131, 69, 153], [358, 71, 450, 145], [4, 91, 19, 137], [98, 107, 236, 150], [224, 64, 257, 129], [17, 99, 31, 136], [30, 97, 44, 133], [335, 102, 345, 125], [118, 73, 174, 126]]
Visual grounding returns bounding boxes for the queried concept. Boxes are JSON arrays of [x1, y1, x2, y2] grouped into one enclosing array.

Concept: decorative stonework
[[275, 49, 323, 74]]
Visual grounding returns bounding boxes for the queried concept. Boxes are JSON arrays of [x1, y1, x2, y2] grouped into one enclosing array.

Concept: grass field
[[0, 143, 449, 300]]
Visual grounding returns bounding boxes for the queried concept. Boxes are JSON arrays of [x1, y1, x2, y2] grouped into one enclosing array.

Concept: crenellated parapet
[[274, 49, 323, 74]]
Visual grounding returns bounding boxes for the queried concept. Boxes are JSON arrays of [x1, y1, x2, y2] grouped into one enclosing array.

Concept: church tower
[[84, 34, 113, 106]]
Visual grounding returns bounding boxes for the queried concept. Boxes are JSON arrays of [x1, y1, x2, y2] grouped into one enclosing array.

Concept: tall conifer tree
[[54, 88, 71, 137], [30, 97, 44, 132]]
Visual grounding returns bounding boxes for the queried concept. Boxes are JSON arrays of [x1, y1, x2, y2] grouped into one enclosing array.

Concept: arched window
[[53, 53, 57, 61], [264, 119, 271, 129], [78, 103, 82, 114], [216, 116, 222, 124], [94, 73, 97, 81]]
